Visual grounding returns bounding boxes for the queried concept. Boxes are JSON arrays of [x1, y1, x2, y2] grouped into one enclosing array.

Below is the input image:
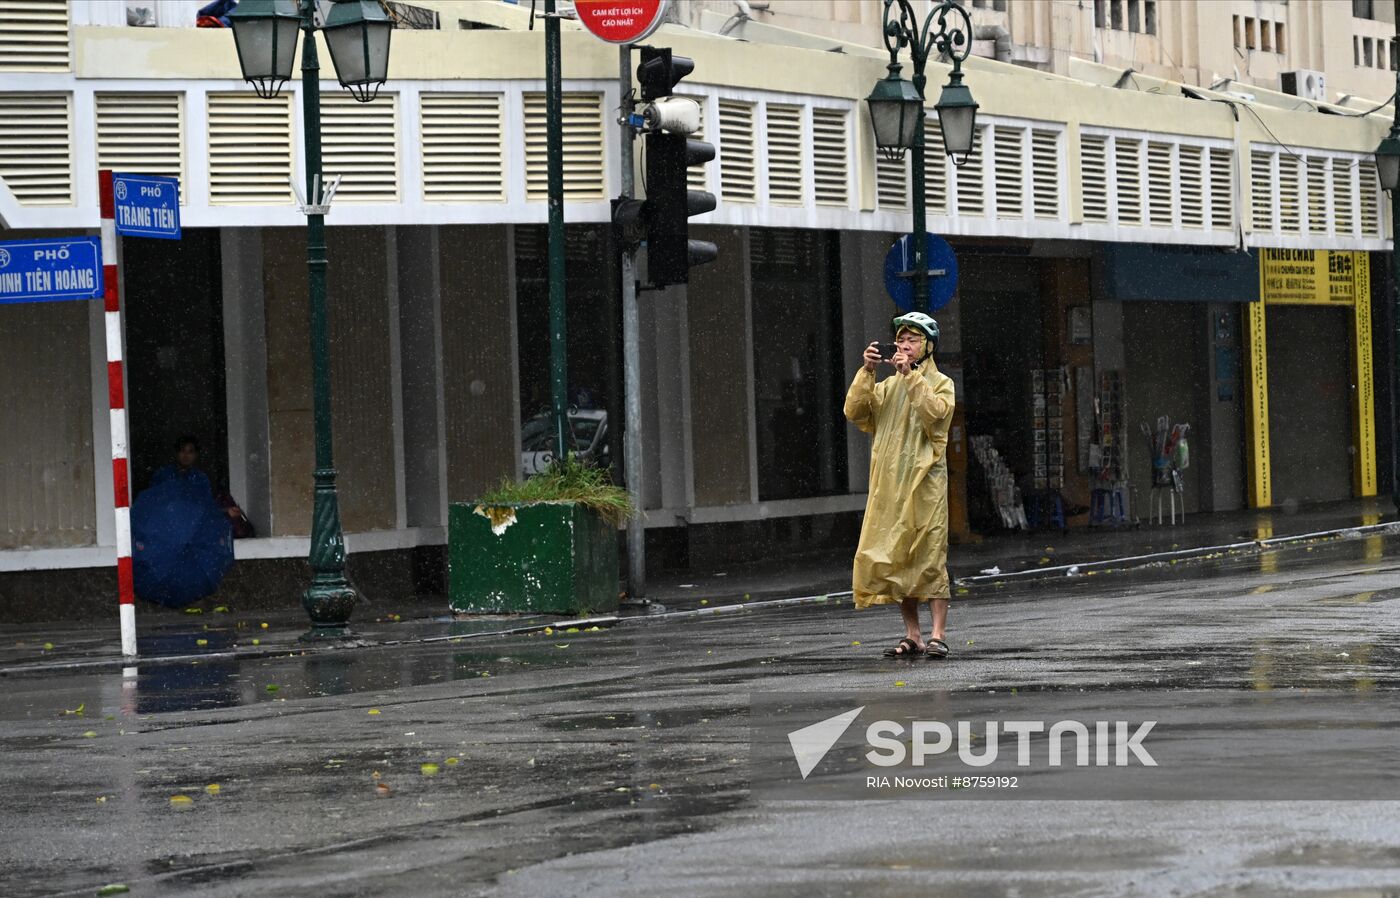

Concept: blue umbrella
[[132, 476, 234, 608]]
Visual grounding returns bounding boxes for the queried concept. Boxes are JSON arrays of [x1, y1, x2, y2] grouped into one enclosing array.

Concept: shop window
[[1275, 22, 1285, 55], [513, 225, 621, 482], [750, 228, 848, 502]]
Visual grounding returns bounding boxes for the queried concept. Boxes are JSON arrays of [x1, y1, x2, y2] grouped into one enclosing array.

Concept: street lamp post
[[865, 0, 978, 314], [1376, 0, 1400, 514], [229, 0, 392, 638]]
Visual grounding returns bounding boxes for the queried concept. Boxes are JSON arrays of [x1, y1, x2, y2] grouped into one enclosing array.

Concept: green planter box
[[448, 501, 619, 615]]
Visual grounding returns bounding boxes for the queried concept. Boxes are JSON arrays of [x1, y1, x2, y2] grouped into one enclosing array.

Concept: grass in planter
[[479, 458, 634, 526]]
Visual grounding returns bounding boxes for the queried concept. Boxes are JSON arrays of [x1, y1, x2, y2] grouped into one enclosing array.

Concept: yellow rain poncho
[[844, 360, 956, 609]]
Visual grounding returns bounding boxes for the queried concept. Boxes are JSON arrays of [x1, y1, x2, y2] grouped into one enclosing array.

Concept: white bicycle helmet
[[891, 312, 939, 357]]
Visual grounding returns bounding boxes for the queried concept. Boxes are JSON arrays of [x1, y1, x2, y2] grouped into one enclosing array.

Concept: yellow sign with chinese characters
[[1260, 249, 1365, 305]]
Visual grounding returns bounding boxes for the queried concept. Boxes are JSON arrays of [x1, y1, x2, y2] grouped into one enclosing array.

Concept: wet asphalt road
[[3, 535, 1400, 898]]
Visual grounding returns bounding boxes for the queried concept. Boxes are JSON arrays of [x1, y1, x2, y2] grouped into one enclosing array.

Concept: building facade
[[0, 0, 1393, 613]]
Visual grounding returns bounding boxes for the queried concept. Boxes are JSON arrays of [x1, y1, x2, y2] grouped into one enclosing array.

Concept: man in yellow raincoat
[[844, 312, 956, 659]]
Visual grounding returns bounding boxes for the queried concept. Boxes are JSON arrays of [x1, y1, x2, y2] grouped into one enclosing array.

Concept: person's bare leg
[[929, 598, 949, 643], [900, 598, 924, 649]]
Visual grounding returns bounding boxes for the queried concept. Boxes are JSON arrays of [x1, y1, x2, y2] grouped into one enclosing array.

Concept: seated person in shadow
[[152, 435, 254, 538]]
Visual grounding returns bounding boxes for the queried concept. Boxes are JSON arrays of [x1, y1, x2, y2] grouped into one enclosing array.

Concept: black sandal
[[882, 637, 924, 658], [924, 638, 949, 658]]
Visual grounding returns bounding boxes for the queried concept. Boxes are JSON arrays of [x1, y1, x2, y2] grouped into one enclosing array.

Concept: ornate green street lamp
[[229, 0, 392, 639], [866, 0, 978, 313]]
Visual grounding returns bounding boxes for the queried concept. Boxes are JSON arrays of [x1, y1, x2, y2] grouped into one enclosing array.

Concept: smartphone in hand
[[877, 342, 899, 360]]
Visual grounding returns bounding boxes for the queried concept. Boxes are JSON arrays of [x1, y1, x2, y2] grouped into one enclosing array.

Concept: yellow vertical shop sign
[[1253, 249, 1376, 503], [1244, 297, 1271, 509], [1351, 253, 1377, 497]]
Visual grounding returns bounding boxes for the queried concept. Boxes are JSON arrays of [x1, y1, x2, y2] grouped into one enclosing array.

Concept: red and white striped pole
[[98, 169, 137, 658]]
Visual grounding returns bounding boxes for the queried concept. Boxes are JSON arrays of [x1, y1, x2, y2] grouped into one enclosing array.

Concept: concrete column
[[221, 228, 272, 534], [686, 225, 754, 507], [396, 225, 448, 528], [640, 284, 692, 513], [1200, 303, 1245, 512], [840, 230, 897, 494], [439, 224, 521, 502]]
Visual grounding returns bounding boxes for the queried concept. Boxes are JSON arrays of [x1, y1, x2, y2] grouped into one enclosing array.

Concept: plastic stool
[[1150, 486, 1182, 525]]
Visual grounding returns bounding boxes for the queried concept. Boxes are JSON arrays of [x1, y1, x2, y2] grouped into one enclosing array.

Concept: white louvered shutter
[[924, 120, 948, 215], [1250, 149, 1274, 232], [680, 95, 709, 192], [1209, 147, 1233, 231], [993, 125, 1024, 220], [811, 107, 848, 207], [95, 93, 184, 184], [320, 92, 398, 203], [1177, 144, 1204, 229], [1146, 141, 1172, 228], [524, 92, 605, 201], [766, 102, 803, 206], [1277, 152, 1300, 233], [207, 92, 293, 205], [0, 0, 68, 72], [1332, 158, 1357, 237], [0, 92, 72, 205], [718, 99, 756, 203], [877, 152, 908, 211], [1359, 159, 1381, 238], [420, 93, 504, 203], [1306, 156, 1327, 235], [953, 124, 985, 217], [1114, 137, 1142, 225], [1031, 128, 1059, 220], [1080, 132, 1109, 223]]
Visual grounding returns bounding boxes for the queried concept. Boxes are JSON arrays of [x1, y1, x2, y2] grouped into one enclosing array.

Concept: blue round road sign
[[883, 233, 958, 313]]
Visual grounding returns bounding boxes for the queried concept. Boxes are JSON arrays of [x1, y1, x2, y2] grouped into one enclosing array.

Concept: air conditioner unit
[[1280, 69, 1327, 102]]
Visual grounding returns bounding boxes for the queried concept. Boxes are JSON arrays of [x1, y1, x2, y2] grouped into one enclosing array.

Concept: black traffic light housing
[[636, 46, 695, 102], [644, 132, 717, 287], [632, 45, 718, 288]]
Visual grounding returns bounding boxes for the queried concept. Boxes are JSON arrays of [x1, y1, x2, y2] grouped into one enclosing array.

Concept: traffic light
[[636, 46, 693, 101], [635, 46, 717, 287]]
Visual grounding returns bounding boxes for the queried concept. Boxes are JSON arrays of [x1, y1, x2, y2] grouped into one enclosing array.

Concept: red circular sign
[[574, 0, 669, 44]]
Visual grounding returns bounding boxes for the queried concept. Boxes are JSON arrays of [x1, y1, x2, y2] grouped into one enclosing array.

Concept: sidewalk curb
[[0, 614, 625, 678], [4, 521, 1393, 677], [955, 521, 1400, 586]]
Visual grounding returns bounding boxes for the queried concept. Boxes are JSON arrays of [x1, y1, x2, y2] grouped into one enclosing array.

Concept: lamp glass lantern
[[934, 73, 979, 167], [228, 0, 302, 99], [1375, 135, 1400, 193], [323, 0, 394, 103], [866, 64, 925, 162]]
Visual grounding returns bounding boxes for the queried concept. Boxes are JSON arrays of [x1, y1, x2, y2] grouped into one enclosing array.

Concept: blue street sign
[[113, 172, 181, 239], [0, 237, 104, 305], [883, 232, 959, 313]]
